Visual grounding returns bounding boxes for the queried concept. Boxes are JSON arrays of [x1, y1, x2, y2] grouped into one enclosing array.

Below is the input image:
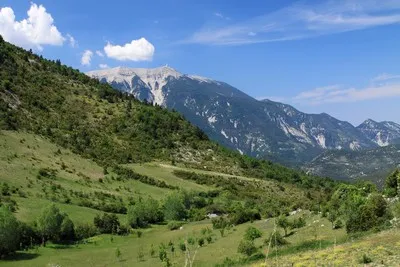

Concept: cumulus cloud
[[96, 50, 104, 57], [184, 0, 400, 45], [0, 3, 65, 50], [99, 63, 109, 69], [104, 38, 155, 61], [81, 50, 93, 66]]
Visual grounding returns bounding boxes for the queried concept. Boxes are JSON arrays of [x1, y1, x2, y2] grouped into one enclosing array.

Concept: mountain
[[357, 119, 400, 147], [87, 66, 379, 166], [304, 144, 400, 185]]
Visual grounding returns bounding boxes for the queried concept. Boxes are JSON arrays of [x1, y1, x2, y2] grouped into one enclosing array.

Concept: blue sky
[[1, 0, 400, 125]]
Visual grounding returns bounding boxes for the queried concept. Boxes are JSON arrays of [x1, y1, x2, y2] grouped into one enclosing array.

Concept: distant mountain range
[[87, 66, 400, 179]]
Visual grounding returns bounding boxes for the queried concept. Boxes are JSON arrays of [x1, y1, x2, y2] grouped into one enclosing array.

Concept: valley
[[0, 27, 400, 267]]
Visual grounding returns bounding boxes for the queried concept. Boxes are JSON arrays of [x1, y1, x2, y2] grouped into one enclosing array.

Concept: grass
[[1, 130, 399, 266]]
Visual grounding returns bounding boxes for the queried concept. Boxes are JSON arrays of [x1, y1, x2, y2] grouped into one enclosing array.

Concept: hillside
[[304, 144, 400, 185]]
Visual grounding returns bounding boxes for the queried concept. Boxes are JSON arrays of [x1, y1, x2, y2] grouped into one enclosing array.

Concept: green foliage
[[0, 206, 20, 257], [346, 194, 391, 233], [212, 216, 229, 229], [198, 237, 205, 247], [59, 217, 75, 242], [237, 239, 257, 257], [359, 254, 373, 264], [36, 204, 66, 243], [1, 182, 10, 196], [266, 231, 289, 247], [384, 170, 400, 197], [167, 221, 184, 231], [74, 223, 98, 240], [127, 198, 163, 228], [291, 216, 306, 229], [93, 213, 120, 234], [163, 192, 187, 221], [244, 226, 262, 241], [277, 215, 290, 236]]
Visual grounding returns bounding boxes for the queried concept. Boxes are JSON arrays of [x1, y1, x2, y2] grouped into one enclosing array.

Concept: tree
[[36, 204, 65, 245], [59, 217, 75, 242], [0, 206, 20, 257], [277, 215, 290, 236], [244, 226, 262, 241], [163, 193, 187, 221], [328, 211, 338, 229], [94, 213, 120, 234], [237, 239, 257, 256], [127, 198, 163, 228], [384, 170, 399, 197]]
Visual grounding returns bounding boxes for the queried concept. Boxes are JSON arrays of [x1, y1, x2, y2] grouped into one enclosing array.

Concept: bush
[[212, 217, 228, 229], [333, 219, 343, 229], [244, 226, 262, 241], [359, 254, 373, 264], [198, 237, 205, 247], [291, 216, 306, 229], [265, 231, 289, 247], [127, 198, 163, 228], [75, 223, 98, 240], [167, 221, 184, 231], [94, 213, 120, 234], [237, 239, 257, 256]]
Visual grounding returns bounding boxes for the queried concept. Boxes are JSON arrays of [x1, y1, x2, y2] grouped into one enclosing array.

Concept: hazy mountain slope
[[357, 119, 400, 146], [304, 144, 400, 185]]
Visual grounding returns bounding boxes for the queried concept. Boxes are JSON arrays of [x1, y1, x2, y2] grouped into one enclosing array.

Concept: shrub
[[212, 216, 228, 229], [127, 198, 163, 228], [359, 254, 373, 264], [198, 237, 205, 247], [237, 239, 257, 256], [265, 231, 289, 247], [244, 226, 262, 241], [206, 235, 212, 244], [94, 213, 120, 234], [75, 223, 98, 240], [167, 221, 184, 231], [334, 219, 343, 229], [291, 216, 306, 229]]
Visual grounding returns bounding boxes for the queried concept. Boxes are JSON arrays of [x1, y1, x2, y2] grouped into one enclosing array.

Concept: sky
[[1, 0, 400, 125]]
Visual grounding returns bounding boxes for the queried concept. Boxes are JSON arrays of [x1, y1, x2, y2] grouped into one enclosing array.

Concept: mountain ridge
[[88, 66, 400, 168]]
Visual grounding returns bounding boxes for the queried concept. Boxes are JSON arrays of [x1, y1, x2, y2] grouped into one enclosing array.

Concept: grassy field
[[1, 130, 399, 266], [1, 211, 348, 267]]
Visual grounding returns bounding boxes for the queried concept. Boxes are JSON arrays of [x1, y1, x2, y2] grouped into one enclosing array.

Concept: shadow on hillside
[[2, 252, 39, 261]]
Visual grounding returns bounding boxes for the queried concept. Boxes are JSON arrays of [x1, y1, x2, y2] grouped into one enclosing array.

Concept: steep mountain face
[[357, 119, 400, 147], [304, 145, 400, 185], [87, 66, 381, 166]]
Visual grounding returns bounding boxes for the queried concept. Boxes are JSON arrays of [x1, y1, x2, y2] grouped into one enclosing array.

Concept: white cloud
[[104, 38, 155, 61], [81, 50, 93, 66], [371, 73, 400, 82], [96, 50, 104, 57], [184, 0, 400, 45], [99, 64, 109, 69], [66, 34, 76, 48], [292, 78, 400, 104], [214, 12, 230, 20], [0, 3, 65, 50]]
